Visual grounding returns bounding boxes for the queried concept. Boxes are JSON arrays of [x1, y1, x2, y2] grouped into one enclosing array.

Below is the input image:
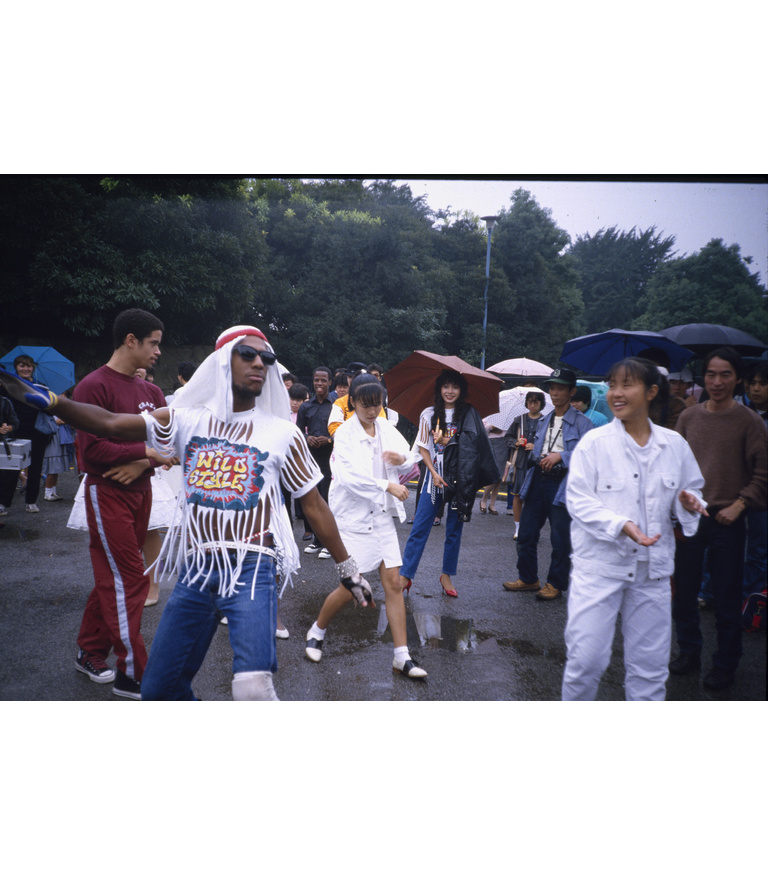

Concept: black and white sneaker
[[112, 670, 142, 700], [305, 631, 324, 663], [304, 542, 322, 554], [75, 649, 116, 684]]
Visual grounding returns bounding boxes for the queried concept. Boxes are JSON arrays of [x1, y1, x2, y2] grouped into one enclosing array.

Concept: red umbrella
[[384, 351, 503, 425]]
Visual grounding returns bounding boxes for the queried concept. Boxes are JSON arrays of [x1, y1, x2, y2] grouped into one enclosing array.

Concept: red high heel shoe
[[401, 577, 412, 593], [439, 576, 458, 598]]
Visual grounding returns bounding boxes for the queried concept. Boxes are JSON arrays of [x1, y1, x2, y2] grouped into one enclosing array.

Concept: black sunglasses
[[233, 344, 277, 366]]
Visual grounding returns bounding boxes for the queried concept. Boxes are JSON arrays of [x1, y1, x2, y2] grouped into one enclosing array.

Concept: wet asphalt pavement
[[0, 468, 765, 701]]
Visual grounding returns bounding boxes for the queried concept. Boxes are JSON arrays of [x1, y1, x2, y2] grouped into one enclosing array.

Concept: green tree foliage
[[0, 176, 268, 344], [633, 239, 768, 343], [491, 189, 584, 366], [254, 180, 449, 373], [570, 226, 676, 333]]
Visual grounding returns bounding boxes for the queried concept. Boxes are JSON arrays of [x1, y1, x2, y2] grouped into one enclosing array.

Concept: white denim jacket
[[566, 417, 706, 581], [329, 414, 420, 534]]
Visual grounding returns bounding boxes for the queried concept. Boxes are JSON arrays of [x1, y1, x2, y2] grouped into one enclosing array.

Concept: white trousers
[[562, 564, 672, 701]]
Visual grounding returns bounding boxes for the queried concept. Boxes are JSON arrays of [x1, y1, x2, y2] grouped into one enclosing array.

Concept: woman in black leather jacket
[[398, 370, 499, 598]]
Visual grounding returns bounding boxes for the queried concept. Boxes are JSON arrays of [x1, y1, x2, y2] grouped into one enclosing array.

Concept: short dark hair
[[112, 308, 164, 349], [348, 373, 384, 410], [14, 354, 35, 370], [282, 372, 298, 384], [366, 362, 384, 375], [572, 385, 592, 405], [178, 361, 197, 382], [747, 361, 768, 382], [333, 372, 351, 390], [288, 382, 310, 401], [525, 391, 546, 408], [703, 346, 745, 381], [313, 366, 333, 381]]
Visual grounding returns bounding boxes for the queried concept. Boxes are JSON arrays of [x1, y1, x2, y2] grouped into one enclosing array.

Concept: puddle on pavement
[[375, 606, 477, 651]]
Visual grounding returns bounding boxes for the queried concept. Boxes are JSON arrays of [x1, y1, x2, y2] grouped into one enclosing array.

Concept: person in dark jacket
[[0, 391, 21, 518], [398, 369, 499, 598]]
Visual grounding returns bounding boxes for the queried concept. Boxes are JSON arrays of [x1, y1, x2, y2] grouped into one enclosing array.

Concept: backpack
[[742, 589, 767, 632]]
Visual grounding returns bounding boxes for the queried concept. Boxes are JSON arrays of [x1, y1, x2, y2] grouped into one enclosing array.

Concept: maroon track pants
[[77, 481, 152, 680]]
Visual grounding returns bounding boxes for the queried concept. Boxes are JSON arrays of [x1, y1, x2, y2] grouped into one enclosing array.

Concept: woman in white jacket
[[305, 374, 427, 679], [562, 358, 707, 701]]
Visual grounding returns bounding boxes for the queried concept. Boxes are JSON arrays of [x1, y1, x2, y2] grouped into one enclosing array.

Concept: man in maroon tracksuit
[[73, 309, 167, 699]]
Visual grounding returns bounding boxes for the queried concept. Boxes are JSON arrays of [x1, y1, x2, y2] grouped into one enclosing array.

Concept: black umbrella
[[659, 324, 767, 356]]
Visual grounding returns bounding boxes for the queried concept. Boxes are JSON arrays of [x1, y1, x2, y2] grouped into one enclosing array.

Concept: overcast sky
[[391, 178, 768, 285]]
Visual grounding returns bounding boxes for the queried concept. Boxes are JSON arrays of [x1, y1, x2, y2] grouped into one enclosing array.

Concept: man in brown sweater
[[670, 347, 767, 690]]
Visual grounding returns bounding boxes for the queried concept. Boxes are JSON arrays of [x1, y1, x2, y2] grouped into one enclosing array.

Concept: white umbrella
[[487, 357, 553, 377], [483, 387, 553, 432]]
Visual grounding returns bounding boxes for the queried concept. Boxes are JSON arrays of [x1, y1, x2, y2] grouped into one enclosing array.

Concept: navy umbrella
[[559, 329, 694, 376], [0, 345, 76, 394], [659, 323, 767, 356]]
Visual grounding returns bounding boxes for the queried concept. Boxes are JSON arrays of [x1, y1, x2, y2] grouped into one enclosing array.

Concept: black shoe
[[75, 649, 116, 684], [703, 667, 735, 690], [304, 542, 322, 554], [669, 653, 701, 675], [113, 670, 142, 700]]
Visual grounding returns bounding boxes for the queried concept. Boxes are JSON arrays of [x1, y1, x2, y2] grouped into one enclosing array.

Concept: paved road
[[1, 468, 764, 701]]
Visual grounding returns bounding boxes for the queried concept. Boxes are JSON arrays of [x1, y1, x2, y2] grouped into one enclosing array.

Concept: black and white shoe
[[305, 633, 324, 662], [393, 657, 427, 679], [75, 649, 116, 684], [112, 670, 142, 700], [304, 542, 322, 554]]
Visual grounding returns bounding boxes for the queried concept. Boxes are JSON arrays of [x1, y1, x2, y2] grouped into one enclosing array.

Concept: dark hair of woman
[[606, 357, 670, 418], [525, 391, 546, 408], [431, 369, 469, 430], [348, 373, 384, 410]]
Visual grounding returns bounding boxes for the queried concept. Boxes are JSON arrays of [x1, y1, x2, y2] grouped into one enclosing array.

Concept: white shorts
[[339, 510, 402, 575]]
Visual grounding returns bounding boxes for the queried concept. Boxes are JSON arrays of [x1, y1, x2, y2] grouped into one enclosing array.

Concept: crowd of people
[[0, 308, 765, 701]]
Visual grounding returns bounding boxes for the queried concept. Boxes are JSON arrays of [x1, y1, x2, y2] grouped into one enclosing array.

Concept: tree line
[[1, 176, 765, 376]]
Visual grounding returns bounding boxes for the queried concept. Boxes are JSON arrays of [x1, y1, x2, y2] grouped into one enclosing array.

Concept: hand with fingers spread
[[679, 490, 709, 517]]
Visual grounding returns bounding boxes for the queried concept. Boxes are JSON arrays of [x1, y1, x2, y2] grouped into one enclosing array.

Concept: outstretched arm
[[0, 367, 167, 440]]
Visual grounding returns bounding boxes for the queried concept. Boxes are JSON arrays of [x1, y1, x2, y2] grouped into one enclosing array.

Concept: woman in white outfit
[[305, 374, 427, 679], [562, 357, 707, 701]]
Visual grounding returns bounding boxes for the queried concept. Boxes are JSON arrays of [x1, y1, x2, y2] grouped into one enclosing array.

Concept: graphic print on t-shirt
[[184, 435, 269, 511]]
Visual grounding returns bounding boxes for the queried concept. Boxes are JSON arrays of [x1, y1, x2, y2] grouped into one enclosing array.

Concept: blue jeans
[[401, 480, 464, 579], [142, 552, 278, 700], [672, 515, 746, 672], [743, 509, 767, 599], [516, 470, 572, 590]]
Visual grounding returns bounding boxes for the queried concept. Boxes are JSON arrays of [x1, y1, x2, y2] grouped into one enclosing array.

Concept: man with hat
[[503, 368, 593, 601]]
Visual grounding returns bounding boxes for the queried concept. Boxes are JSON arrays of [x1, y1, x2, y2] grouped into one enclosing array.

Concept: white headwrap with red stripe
[[169, 325, 290, 423]]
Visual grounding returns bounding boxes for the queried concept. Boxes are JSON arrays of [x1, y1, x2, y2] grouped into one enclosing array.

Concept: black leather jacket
[[442, 405, 500, 521]]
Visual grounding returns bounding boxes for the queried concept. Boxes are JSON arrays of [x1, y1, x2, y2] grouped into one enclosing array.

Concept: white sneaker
[[44, 492, 62, 502], [318, 548, 331, 559], [275, 626, 290, 639], [25, 504, 40, 513]]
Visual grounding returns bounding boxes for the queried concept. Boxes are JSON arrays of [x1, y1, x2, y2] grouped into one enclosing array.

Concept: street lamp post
[[479, 215, 499, 371]]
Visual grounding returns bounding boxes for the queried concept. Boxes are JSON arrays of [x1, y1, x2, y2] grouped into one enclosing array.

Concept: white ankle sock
[[393, 646, 410, 664], [309, 622, 325, 640]]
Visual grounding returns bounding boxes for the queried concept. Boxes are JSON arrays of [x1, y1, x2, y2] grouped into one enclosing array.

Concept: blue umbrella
[[0, 345, 76, 394], [559, 329, 694, 376]]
